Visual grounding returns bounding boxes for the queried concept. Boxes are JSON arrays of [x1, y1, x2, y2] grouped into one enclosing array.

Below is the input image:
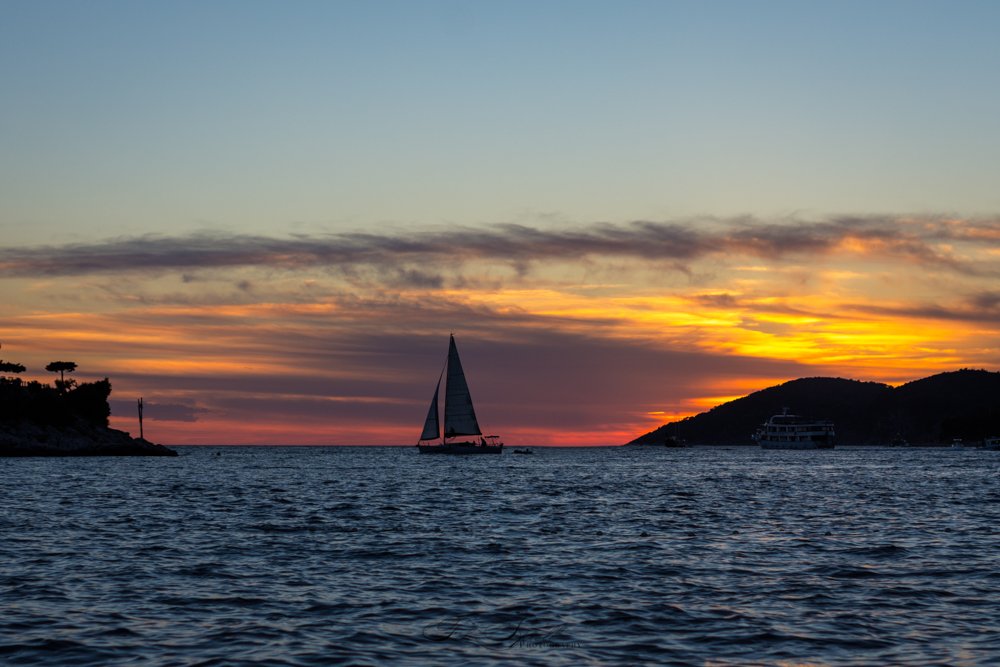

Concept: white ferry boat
[[754, 410, 835, 450]]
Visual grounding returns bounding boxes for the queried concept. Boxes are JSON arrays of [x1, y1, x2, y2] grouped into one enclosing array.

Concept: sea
[[2, 445, 999, 666]]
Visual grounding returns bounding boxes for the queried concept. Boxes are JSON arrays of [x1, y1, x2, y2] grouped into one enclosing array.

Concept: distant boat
[[980, 437, 1000, 451], [754, 409, 835, 449], [513, 448, 533, 455], [416, 335, 503, 455], [886, 433, 909, 447]]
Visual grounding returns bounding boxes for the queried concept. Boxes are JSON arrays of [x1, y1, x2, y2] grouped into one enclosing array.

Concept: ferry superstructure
[[754, 411, 835, 450]]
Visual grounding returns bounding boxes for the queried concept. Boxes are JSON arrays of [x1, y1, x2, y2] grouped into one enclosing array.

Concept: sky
[[1, 1, 999, 445]]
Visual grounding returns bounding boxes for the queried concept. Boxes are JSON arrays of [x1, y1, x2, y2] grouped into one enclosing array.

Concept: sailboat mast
[[442, 334, 449, 445], [442, 337, 449, 444]]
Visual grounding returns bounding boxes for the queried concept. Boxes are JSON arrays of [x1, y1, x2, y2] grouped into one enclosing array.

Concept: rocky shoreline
[[1, 363, 178, 457], [0, 419, 177, 457]]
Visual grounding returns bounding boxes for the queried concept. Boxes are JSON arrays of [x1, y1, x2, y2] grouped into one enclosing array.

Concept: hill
[[630, 369, 1000, 446]]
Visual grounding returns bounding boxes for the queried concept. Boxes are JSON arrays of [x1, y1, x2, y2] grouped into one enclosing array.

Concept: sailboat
[[417, 335, 504, 454]]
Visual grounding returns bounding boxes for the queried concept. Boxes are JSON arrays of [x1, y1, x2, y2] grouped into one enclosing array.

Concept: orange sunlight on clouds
[[3, 217, 998, 444]]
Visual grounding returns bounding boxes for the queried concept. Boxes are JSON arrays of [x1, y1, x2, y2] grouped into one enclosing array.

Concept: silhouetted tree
[[66, 378, 112, 427], [0, 361, 26, 375], [0, 342, 26, 378], [46, 360, 78, 393]]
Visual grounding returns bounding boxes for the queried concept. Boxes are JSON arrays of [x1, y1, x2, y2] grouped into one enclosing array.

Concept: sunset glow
[[2, 215, 997, 445], [2, 3, 999, 445]]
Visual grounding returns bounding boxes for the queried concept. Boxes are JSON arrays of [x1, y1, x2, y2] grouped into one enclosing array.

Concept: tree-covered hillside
[[631, 370, 1000, 445]]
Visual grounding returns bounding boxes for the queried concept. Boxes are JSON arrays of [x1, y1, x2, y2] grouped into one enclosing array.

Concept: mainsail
[[443, 335, 481, 437], [419, 372, 442, 441]]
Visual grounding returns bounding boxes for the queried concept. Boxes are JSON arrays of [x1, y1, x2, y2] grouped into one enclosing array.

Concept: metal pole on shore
[[138, 397, 144, 442]]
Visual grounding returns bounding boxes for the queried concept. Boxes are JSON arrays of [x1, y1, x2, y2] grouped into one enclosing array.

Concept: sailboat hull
[[418, 442, 504, 455]]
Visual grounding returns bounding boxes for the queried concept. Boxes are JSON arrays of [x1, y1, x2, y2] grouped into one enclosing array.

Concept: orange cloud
[[3, 217, 998, 445]]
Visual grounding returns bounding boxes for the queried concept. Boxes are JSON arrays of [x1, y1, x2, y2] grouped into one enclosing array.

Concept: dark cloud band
[[0, 215, 996, 277]]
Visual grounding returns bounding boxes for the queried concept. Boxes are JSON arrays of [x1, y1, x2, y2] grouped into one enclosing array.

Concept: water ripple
[[2, 446, 999, 664]]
